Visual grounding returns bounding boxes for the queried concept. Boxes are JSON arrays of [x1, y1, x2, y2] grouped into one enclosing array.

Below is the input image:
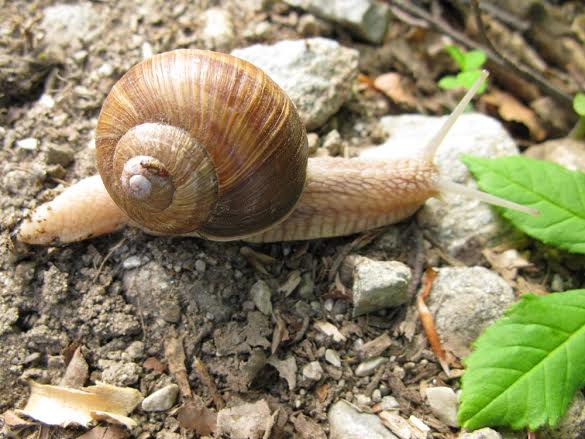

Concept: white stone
[[202, 8, 235, 49], [425, 386, 458, 427], [325, 349, 342, 367], [141, 384, 179, 412], [314, 321, 346, 342], [329, 400, 397, 439], [16, 138, 39, 151], [250, 280, 273, 316], [303, 361, 324, 381], [355, 357, 387, 377]]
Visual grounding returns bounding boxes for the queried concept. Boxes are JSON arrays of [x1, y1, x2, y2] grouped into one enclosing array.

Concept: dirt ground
[[1, 0, 584, 438]]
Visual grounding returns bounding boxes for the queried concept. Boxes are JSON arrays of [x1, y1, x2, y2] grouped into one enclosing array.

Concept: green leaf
[[445, 45, 466, 70], [574, 92, 585, 117], [462, 50, 487, 71], [462, 155, 585, 254], [438, 75, 461, 90], [458, 290, 585, 431], [456, 70, 487, 94]]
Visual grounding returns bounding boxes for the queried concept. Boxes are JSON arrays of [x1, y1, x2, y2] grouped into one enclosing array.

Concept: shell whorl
[[96, 49, 308, 237]]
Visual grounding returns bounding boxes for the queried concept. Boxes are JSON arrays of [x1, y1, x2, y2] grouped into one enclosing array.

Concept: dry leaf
[[77, 425, 128, 439], [482, 90, 546, 141], [483, 249, 532, 284], [374, 72, 417, 108], [142, 357, 166, 373], [18, 381, 142, 429], [290, 413, 327, 439], [176, 397, 217, 435]]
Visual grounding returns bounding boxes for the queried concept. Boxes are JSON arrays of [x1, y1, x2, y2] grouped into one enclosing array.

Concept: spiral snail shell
[[96, 49, 307, 239], [16, 51, 536, 245]]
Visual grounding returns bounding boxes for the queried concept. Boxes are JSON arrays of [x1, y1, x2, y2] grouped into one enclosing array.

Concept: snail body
[[16, 50, 534, 245]]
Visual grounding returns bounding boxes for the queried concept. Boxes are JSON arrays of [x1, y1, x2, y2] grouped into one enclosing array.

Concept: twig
[[416, 268, 450, 376], [93, 237, 127, 282], [387, 0, 573, 107], [469, 0, 572, 106]]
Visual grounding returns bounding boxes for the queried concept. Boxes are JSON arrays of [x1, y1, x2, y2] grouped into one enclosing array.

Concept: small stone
[[322, 129, 343, 156], [329, 400, 396, 439], [98, 360, 141, 386], [458, 427, 502, 439], [325, 349, 341, 367], [45, 143, 75, 166], [217, 399, 274, 439], [125, 341, 144, 360], [250, 280, 273, 316], [202, 8, 235, 49], [342, 255, 412, 317], [307, 132, 320, 153], [373, 395, 400, 411], [314, 321, 346, 343], [284, 0, 391, 44], [195, 259, 207, 272], [123, 256, 142, 270], [372, 389, 382, 403], [355, 357, 387, 377], [425, 386, 458, 427], [355, 394, 371, 406], [303, 361, 323, 381], [297, 14, 332, 37], [16, 138, 39, 151], [141, 384, 179, 412], [298, 272, 315, 299]]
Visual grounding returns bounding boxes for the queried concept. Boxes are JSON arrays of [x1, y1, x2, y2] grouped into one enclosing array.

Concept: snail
[[16, 49, 536, 246]]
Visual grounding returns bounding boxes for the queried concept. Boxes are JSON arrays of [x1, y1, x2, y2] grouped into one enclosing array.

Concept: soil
[[1, 0, 584, 438]]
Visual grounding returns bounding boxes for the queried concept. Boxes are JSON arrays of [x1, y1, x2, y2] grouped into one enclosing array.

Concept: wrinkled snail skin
[[19, 48, 510, 246]]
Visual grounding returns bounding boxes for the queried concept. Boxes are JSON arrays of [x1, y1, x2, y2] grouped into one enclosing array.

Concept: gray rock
[[41, 3, 99, 57], [458, 428, 502, 439], [427, 267, 515, 358], [325, 349, 342, 367], [303, 361, 324, 380], [525, 138, 585, 172], [342, 256, 411, 317], [355, 357, 387, 377], [45, 143, 75, 167], [0, 303, 18, 337], [360, 114, 520, 259], [374, 396, 400, 411], [202, 8, 235, 49], [232, 38, 358, 130], [329, 400, 397, 439], [217, 399, 274, 439], [250, 280, 273, 316], [98, 360, 141, 386], [425, 386, 458, 427], [284, 0, 391, 44], [142, 384, 179, 412]]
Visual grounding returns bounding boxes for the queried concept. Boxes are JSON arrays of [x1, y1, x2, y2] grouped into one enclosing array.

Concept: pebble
[[425, 386, 458, 427], [458, 428, 502, 439], [322, 129, 343, 156], [195, 259, 206, 272], [361, 114, 520, 258], [342, 255, 412, 317], [122, 256, 142, 270], [298, 272, 315, 299], [45, 143, 75, 166], [284, 0, 391, 44], [328, 400, 397, 439], [374, 396, 400, 412], [217, 399, 273, 439], [202, 8, 235, 49], [372, 389, 382, 403], [141, 384, 179, 412], [250, 280, 273, 316], [355, 394, 372, 406], [41, 3, 98, 58], [427, 267, 515, 358], [16, 138, 39, 151], [314, 321, 347, 343], [525, 137, 585, 172], [232, 38, 358, 130], [98, 360, 141, 386], [325, 349, 341, 368], [355, 357, 387, 377], [303, 361, 324, 381]]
